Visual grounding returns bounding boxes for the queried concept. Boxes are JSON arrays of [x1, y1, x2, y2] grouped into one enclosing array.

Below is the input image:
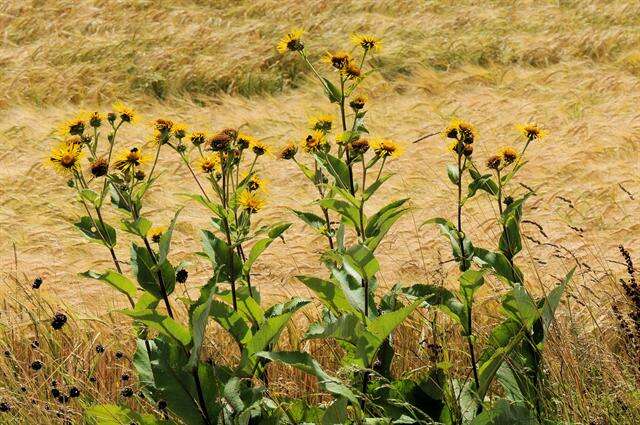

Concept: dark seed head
[[51, 388, 60, 398], [31, 340, 40, 349], [95, 344, 105, 354], [89, 376, 97, 383], [504, 196, 514, 206], [90, 158, 109, 178], [31, 361, 43, 371], [3, 351, 10, 357], [121, 374, 129, 381], [69, 387, 80, 398], [32, 277, 43, 289], [158, 399, 168, 410], [51, 312, 68, 330], [120, 387, 134, 398], [115, 351, 124, 359], [176, 269, 188, 283], [0, 402, 11, 412]]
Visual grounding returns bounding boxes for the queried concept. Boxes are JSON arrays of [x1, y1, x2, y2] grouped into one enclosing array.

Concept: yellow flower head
[[277, 28, 305, 54], [309, 114, 333, 132], [236, 132, 256, 150], [63, 135, 85, 147], [48, 142, 83, 176], [197, 154, 221, 174], [444, 118, 476, 144], [349, 94, 367, 110], [246, 174, 267, 192], [189, 131, 208, 146], [372, 139, 403, 158], [114, 147, 146, 170], [113, 101, 137, 124], [516, 123, 546, 141], [278, 142, 298, 160], [499, 146, 519, 165], [58, 112, 87, 137], [341, 61, 362, 79], [250, 139, 269, 156], [147, 227, 165, 243], [302, 130, 329, 153], [89, 111, 103, 128], [173, 123, 187, 139], [239, 190, 265, 213], [323, 51, 351, 70], [351, 33, 382, 52]]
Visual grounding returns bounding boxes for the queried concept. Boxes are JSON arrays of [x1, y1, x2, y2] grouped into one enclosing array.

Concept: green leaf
[[304, 314, 362, 345], [296, 275, 360, 317], [243, 223, 291, 277], [363, 173, 393, 201], [80, 270, 136, 299], [322, 77, 342, 103], [467, 169, 498, 198], [79, 188, 102, 207], [121, 217, 152, 237], [499, 213, 522, 258], [290, 209, 328, 232], [365, 198, 410, 251], [319, 198, 360, 229], [209, 300, 252, 346], [256, 351, 357, 403], [182, 193, 227, 219], [315, 153, 351, 191], [85, 404, 167, 425], [502, 285, 540, 329], [186, 281, 217, 369], [131, 244, 163, 299], [343, 244, 379, 281], [159, 208, 183, 264], [74, 216, 117, 247], [201, 230, 242, 283], [539, 267, 573, 340], [469, 399, 536, 425], [473, 247, 523, 284], [122, 309, 191, 346], [459, 269, 485, 305], [216, 286, 265, 326]]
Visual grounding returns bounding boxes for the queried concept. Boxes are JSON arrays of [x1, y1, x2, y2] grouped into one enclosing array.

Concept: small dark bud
[[57, 394, 69, 404], [31, 361, 43, 371], [120, 387, 134, 398], [107, 112, 117, 123], [176, 269, 188, 283], [0, 402, 10, 412], [31, 340, 40, 349], [32, 277, 43, 289], [51, 312, 68, 330], [67, 179, 75, 188], [121, 374, 129, 381], [176, 143, 187, 153], [134, 170, 146, 181], [51, 388, 60, 398], [69, 387, 80, 398], [115, 351, 124, 359], [95, 344, 105, 354], [504, 196, 514, 206]]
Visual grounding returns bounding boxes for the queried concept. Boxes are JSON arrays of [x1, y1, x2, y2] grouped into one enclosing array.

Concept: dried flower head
[[48, 143, 83, 176], [209, 133, 231, 152], [32, 277, 43, 289], [342, 61, 362, 79], [372, 139, 403, 158], [516, 123, 546, 141], [486, 155, 502, 170], [279, 143, 298, 160], [351, 33, 382, 52], [51, 312, 68, 330], [90, 158, 108, 178], [277, 28, 305, 54], [463, 143, 474, 157], [351, 138, 370, 155], [153, 118, 174, 134], [176, 269, 188, 283]]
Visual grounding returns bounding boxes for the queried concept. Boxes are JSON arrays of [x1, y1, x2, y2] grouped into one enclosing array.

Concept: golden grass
[[1, 0, 639, 422]]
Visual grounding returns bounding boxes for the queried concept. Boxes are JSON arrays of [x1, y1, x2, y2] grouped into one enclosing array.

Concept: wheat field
[[1, 0, 639, 423]]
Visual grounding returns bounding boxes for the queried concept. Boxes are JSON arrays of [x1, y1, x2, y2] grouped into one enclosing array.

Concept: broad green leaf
[[473, 247, 523, 284], [264, 297, 310, 318], [447, 164, 460, 185], [257, 351, 357, 403], [80, 270, 136, 299], [296, 275, 359, 316], [121, 217, 152, 237], [216, 286, 265, 326], [243, 223, 291, 276], [539, 267, 573, 340], [74, 216, 117, 247], [315, 152, 351, 191], [122, 309, 191, 346], [459, 269, 485, 305], [131, 243, 163, 299], [159, 208, 183, 264], [322, 77, 342, 104], [290, 209, 327, 232], [304, 314, 362, 345], [499, 213, 522, 258], [343, 244, 379, 281], [363, 173, 393, 201], [365, 198, 410, 251], [469, 399, 536, 425], [319, 198, 360, 229], [186, 280, 217, 369], [467, 168, 498, 198], [502, 286, 540, 329], [79, 188, 101, 207], [201, 230, 242, 283], [84, 404, 167, 425], [182, 193, 227, 219], [209, 300, 251, 346]]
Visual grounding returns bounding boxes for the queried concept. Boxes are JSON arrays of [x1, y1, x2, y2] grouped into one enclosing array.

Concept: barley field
[[0, 0, 639, 424]]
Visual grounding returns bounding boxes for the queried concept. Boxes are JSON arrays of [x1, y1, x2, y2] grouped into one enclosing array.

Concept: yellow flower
[[302, 130, 329, 153], [322, 51, 351, 70], [277, 28, 305, 54], [113, 101, 136, 123], [250, 139, 269, 156], [88, 112, 102, 128], [246, 174, 267, 192], [63, 135, 85, 147], [48, 142, 83, 176], [239, 190, 265, 213], [173, 123, 187, 139], [351, 33, 382, 52], [189, 131, 208, 146], [236, 132, 256, 150], [113, 147, 146, 170], [147, 227, 165, 243], [372, 139, 403, 158], [58, 112, 88, 136], [308, 114, 333, 132], [516, 123, 546, 141], [278, 142, 298, 160], [444, 118, 476, 144], [197, 154, 221, 174], [341, 61, 362, 79], [499, 146, 519, 164]]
